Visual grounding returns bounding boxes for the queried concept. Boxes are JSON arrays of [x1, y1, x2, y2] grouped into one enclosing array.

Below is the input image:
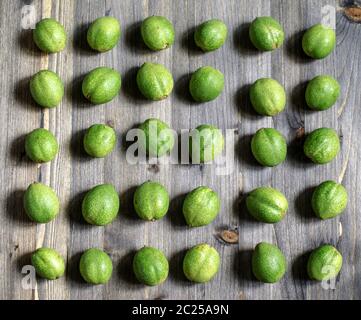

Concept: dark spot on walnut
[[148, 164, 160, 174], [295, 127, 305, 139], [344, 7, 361, 23], [216, 228, 239, 245]]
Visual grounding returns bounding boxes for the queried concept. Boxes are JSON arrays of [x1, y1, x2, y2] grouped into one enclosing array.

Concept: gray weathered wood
[[0, 0, 360, 300]]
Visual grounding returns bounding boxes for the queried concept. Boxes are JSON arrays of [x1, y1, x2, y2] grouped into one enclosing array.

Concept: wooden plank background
[[0, 0, 360, 300]]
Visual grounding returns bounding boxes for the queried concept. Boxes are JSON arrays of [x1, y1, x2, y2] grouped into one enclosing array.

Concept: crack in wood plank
[[338, 129, 352, 183], [337, 77, 351, 118]]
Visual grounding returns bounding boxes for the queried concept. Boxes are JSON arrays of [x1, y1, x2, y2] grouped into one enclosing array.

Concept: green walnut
[[25, 128, 58, 163], [24, 182, 60, 223], [138, 118, 175, 157], [33, 18, 67, 53], [87, 16, 121, 52], [141, 16, 175, 50], [83, 124, 117, 158], [306, 75, 340, 111], [30, 70, 64, 108], [194, 19, 228, 52], [250, 78, 286, 116], [31, 247, 65, 280], [252, 242, 287, 283], [133, 181, 169, 221], [251, 128, 287, 167], [303, 128, 340, 164], [133, 247, 169, 286], [307, 245, 342, 281], [182, 186, 220, 227], [79, 248, 113, 285], [249, 16, 285, 51], [312, 180, 348, 220], [189, 66, 224, 102], [136, 62, 173, 100], [189, 124, 224, 163], [183, 243, 220, 283], [82, 67, 121, 104], [82, 184, 119, 226], [246, 187, 288, 223], [302, 24, 336, 59]]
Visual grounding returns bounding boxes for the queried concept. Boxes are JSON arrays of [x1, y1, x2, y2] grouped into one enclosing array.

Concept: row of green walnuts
[[24, 122, 341, 168], [23, 182, 221, 226], [33, 16, 336, 57], [31, 244, 220, 285], [31, 242, 342, 285], [29, 65, 341, 111]]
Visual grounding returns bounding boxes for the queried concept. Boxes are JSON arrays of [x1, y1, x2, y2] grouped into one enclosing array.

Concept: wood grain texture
[[0, 0, 360, 300]]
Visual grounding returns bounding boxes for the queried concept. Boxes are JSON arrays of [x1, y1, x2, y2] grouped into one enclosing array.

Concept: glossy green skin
[[82, 67, 121, 104], [249, 16, 285, 51], [133, 247, 169, 286], [252, 242, 287, 283], [246, 187, 288, 223], [83, 124, 117, 158], [189, 66, 224, 102], [25, 128, 58, 163], [24, 182, 59, 223], [33, 18, 67, 53], [306, 75, 340, 111], [133, 181, 169, 221], [189, 124, 224, 163], [302, 24, 336, 59], [182, 186, 220, 227], [251, 128, 287, 167], [30, 70, 64, 108], [87, 16, 121, 52], [304, 128, 340, 164], [82, 184, 119, 226], [31, 248, 65, 280], [183, 244, 220, 283], [194, 19, 228, 52], [141, 16, 175, 50], [307, 245, 342, 281], [250, 78, 286, 116], [138, 118, 175, 157], [312, 181, 348, 220], [136, 62, 173, 100], [79, 248, 113, 285]]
